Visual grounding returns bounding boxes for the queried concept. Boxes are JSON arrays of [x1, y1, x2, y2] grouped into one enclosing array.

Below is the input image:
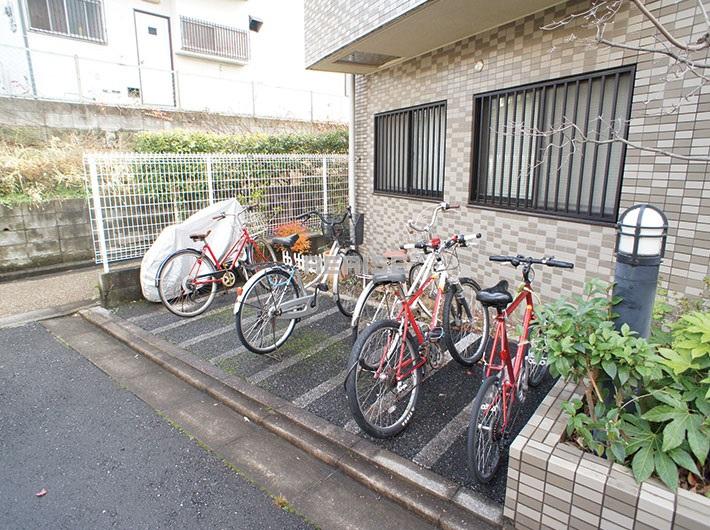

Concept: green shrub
[[132, 129, 348, 154], [535, 280, 710, 494]]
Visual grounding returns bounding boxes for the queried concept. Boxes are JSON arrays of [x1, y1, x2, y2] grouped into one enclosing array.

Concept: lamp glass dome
[[618, 205, 666, 257]]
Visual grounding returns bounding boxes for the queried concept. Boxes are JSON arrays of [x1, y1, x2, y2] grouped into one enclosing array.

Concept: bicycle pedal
[[317, 283, 329, 292], [426, 326, 444, 343]]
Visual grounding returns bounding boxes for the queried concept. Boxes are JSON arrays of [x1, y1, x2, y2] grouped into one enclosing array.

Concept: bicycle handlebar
[[407, 201, 459, 234], [489, 255, 574, 269], [295, 206, 351, 225], [212, 204, 256, 221]]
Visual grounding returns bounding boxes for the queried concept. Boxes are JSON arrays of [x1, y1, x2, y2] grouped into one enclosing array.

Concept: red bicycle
[[156, 205, 276, 317], [345, 231, 487, 438], [467, 255, 573, 482]]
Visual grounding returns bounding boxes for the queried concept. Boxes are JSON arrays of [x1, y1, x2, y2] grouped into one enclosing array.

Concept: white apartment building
[[0, 0, 347, 121]]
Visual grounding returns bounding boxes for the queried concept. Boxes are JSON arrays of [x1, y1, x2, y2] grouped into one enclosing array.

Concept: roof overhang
[[308, 0, 565, 74]]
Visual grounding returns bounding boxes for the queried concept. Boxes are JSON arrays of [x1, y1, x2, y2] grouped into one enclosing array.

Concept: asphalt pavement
[[0, 322, 313, 530]]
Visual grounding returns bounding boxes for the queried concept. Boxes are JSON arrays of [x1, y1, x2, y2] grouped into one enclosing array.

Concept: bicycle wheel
[[235, 267, 300, 354], [157, 249, 218, 317], [345, 319, 422, 438], [527, 325, 549, 387], [242, 237, 277, 279], [352, 281, 404, 342], [407, 261, 436, 318], [467, 375, 503, 483], [443, 277, 489, 366], [335, 249, 365, 317]]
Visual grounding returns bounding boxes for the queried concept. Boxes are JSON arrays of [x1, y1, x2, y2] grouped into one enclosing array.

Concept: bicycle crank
[[221, 270, 237, 288]]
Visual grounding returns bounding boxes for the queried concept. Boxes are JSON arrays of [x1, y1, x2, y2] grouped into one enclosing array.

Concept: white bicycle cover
[[140, 198, 244, 302]]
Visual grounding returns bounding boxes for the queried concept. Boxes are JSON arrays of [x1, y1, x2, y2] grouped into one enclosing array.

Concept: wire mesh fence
[[85, 153, 349, 270]]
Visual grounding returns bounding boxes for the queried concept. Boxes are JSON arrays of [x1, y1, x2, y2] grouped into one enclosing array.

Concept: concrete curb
[[0, 300, 98, 329], [79, 306, 503, 529]]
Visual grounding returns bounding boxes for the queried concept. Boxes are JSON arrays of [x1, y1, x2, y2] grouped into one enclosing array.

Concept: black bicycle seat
[[372, 270, 407, 285], [476, 280, 513, 308], [271, 234, 299, 248]]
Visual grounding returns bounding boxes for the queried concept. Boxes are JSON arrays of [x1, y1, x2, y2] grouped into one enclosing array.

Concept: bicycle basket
[[321, 213, 351, 245], [243, 208, 269, 237]]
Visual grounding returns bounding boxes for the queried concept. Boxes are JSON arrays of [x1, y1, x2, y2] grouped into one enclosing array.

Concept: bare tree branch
[[629, 0, 709, 52], [504, 116, 710, 162]]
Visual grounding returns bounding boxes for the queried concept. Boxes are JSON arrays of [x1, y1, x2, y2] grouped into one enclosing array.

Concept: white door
[[134, 11, 175, 106]]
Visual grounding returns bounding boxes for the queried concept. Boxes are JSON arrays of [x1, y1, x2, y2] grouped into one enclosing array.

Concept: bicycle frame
[[483, 281, 535, 427], [269, 239, 346, 319], [371, 265, 449, 383], [190, 227, 263, 286]]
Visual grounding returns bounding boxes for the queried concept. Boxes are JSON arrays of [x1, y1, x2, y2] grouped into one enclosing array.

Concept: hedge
[[133, 129, 348, 155]]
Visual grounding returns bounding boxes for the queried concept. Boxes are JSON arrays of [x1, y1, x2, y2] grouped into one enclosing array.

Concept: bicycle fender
[[350, 280, 376, 328]]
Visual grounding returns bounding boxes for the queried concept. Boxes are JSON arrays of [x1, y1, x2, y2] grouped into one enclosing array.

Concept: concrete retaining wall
[[0, 199, 93, 273], [0, 97, 345, 147]]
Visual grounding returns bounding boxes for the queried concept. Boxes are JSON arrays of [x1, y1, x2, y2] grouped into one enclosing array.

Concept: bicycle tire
[[527, 330, 549, 387], [345, 319, 422, 438], [335, 249, 365, 317], [235, 267, 299, 354], [467, 375, 503, 483], [443, 277, 489, 366], [157, 249, 218, 317]]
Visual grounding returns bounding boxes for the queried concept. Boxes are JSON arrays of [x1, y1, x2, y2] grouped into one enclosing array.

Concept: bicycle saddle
[[476, 280, 513, 308], [271, 233, 299, 248], [189, 230, 211, 241], [372, 270, 407, 284]]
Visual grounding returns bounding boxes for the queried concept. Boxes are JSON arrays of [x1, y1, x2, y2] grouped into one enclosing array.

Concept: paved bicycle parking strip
[[82, 295, 555, 525]]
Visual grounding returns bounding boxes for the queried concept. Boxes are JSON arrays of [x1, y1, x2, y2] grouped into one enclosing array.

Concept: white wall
[[0, 0, 346, 120]]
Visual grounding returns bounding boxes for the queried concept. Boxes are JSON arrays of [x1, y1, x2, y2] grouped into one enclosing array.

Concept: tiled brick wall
[[507, 378, 710, 530], [351, 0, 709, 299], [303, 0, 428, 66]]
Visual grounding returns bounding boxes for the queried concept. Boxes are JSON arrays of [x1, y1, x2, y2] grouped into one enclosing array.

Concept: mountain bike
[[344, 232, 489, 438], [351, 201, 454, 340], [156, 204, 276, 317], [467, 255, 574, 483], [234, 208, 365, 354], [350, 202, 485, 367]]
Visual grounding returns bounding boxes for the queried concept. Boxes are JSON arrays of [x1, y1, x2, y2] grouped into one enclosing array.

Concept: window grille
[[470, 65, 635, 223], [374, 101, 446, 199], [180, 16, 249, 62], [27, 0, 106, 43]]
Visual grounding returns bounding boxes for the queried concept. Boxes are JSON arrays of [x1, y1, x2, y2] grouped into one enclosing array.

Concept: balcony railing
[[180, 16, 249, 63]]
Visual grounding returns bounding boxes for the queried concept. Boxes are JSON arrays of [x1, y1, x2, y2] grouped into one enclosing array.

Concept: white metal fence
[[0, 43, 348, 123], [85, 153, 349, 271]]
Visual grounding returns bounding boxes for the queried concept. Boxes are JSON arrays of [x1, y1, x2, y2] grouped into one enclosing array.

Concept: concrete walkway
[[0, 266, 101, 318], [42, 314, 440, 530]]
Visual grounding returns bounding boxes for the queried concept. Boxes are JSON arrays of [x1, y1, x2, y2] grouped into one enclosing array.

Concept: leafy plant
[[535, 280, 710, 493], [133, 129, 348, 155]]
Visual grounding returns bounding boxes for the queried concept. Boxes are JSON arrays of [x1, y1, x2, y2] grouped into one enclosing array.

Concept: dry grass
[[0, 135, 96, 204]]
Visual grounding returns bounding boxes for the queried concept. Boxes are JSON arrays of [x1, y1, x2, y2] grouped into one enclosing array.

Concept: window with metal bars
[[469, 65, 635, 223], [374, 101, 446, 199], [27, 0, 106, 43], [180, 17, 250, 62]]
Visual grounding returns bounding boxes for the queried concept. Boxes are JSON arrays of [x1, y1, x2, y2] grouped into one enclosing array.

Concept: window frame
[[25, 0, 107, 44], [179, 16, 250, 63], [468, 65, 636, 225], [373, 100, 447, 201]]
